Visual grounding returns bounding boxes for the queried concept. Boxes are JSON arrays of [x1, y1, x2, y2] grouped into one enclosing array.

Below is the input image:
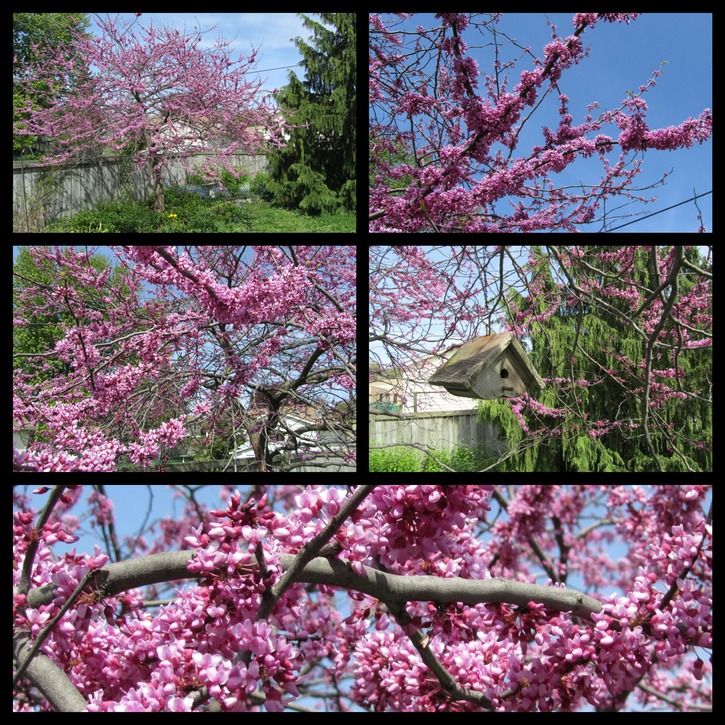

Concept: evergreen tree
[[478, 246, 711, 472], [267, 13, 356, 215]]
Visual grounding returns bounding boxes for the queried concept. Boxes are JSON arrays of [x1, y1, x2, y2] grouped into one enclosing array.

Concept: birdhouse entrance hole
[[500, 368, 509, 379]]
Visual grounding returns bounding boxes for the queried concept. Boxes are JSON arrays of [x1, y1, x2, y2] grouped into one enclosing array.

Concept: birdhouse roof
[[428, 332, 544, 395]]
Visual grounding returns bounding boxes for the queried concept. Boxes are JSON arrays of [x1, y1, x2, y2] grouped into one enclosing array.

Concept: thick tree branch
[[288, 557, 604, 618], [25, 551, 196, 609], [25, 550, 603, 620], [13, 630, 87, 712]]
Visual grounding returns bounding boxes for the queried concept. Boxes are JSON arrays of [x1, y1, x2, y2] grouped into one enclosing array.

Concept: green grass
[[369, 443, 500, 472], [242, 202, 355, 232], [39, 188, 355, 233]]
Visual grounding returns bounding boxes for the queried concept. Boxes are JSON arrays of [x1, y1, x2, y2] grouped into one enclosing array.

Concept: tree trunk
[[249, 429, 268, 472], [150, 153, 165, 213]]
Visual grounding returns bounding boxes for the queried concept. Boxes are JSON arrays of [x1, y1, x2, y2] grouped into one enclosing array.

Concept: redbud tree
[[13, 13, 287, 212], [13, 246, 356, 472], [369, 246, 712, 472], [13, 484, 712, 712], [369, 13, 713, 232]]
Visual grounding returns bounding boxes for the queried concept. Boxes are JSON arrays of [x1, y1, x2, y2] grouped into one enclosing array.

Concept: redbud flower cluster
[[13, 486, 711, 712], [370, 14, 711, 232]]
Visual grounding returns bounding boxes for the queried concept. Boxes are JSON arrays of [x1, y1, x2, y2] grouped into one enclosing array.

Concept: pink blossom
[[12, 486, 713, 712], [13, 246, 355, 472], [370, 14, 711, 232]]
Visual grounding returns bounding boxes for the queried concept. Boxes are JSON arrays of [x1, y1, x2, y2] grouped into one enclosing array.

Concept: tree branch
[[18, 546, 604, 712], [13, 630, 87, 712], [24, 550, 603, 620]]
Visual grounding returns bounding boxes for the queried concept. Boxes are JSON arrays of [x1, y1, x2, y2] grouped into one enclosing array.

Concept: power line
[[247, 63, 301, 74], [605, 190, 712, 232]]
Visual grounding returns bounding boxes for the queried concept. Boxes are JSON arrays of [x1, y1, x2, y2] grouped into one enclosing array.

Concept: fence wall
[[369, 408, 504, 454], [13, 152, 269, 229]]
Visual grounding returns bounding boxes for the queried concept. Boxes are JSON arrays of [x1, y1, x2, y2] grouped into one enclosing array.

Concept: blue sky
[[86, 13, 315, 102], [370, 13, 713, 232], [57, 485, 234, 558]]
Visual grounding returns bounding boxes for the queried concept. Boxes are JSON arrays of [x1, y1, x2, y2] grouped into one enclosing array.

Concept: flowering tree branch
[[13, 246, 356, 472], [24, 549, 603, 619], [369, 13, 712, 232], [14, 486, 711, 712]]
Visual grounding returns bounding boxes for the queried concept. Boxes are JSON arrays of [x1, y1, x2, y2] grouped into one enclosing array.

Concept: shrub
[[369, 443, 497, 472], [249, 172, 276, 201], [48, 200, 160, 232], [184, 201, 250, 232]]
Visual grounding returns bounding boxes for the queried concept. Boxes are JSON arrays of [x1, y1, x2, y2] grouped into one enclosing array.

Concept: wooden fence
[[369, 408, 504, 454], [12, 151, 269, 230]]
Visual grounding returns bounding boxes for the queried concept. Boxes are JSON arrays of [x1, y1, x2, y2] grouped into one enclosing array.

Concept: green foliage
[[162, 186, 207, 208], [183, 201, 250, 233], [13, 248, 67, 385], [13, 13, 91, 155], [219, 169, 248, 195], [47, 200, 161, 233], [369, 133, 416, 193], [562, 435, 626, 473], [267, 13, 356, 215], [186, 168, 249, 195], [369, 446, 425, 472], [369, 443, 496, 472], [41, 189, 354, 233], [249, 172, 276, 201], [291, 163, 339, 216], [13, 246, 129, 386], [337, 178, 357, 212]]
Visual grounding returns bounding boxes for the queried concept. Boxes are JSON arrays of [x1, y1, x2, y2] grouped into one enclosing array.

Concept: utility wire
[[247, 63, 302, 74], [605, 190, 712, 232]]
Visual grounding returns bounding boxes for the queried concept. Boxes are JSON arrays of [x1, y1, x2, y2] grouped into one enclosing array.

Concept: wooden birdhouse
[[428, 333, 544, 400]]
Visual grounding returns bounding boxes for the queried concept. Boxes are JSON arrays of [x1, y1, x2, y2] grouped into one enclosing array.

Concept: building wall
[[370, 355, 478, 415]]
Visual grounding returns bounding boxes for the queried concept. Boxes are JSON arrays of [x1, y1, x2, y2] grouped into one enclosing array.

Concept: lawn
[[39, 185, 356, 233]]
